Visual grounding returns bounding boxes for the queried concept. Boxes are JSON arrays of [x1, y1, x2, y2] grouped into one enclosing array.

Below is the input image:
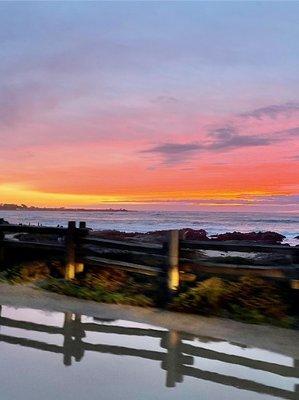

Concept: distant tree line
[[0, 203, 128, 212]]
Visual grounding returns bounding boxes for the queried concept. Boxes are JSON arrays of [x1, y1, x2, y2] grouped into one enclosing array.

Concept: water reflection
[[0, 305, 298, 400]]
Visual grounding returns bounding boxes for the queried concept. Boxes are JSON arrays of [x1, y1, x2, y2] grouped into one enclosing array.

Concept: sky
[[0, 1, 298, 211]]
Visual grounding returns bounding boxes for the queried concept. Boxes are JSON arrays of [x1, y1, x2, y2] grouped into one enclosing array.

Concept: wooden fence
[[0, 307, 298, 398], [0, 221, 299, 300]]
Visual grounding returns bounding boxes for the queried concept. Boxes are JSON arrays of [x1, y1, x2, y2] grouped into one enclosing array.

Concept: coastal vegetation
[[171, 276, 294, 327], [0, 260, 297, 328]]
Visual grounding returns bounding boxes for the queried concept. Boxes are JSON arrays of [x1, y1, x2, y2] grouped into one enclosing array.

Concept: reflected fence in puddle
[[0, 306, 298, 399]]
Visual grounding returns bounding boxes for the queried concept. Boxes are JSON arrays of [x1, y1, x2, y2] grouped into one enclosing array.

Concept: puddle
[[0, 305, 298, 400]]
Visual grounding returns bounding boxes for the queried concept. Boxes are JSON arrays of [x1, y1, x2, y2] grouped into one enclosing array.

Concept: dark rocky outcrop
[[0, 218, 9, 225], [210, 231, 285, 244], [91, 228, 285, 245], [91, 230, 140, 240], [90, 228, 209, 243], [179, 228, 209, 241]]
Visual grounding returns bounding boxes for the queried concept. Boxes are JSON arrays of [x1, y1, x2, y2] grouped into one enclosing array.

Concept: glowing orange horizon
[[1, 183, 297, 210]]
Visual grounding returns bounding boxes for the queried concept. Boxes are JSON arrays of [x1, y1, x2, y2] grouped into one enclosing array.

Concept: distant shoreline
[[0, 208, 130, 212]]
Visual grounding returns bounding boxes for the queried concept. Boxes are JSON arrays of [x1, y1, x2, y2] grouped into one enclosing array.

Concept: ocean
[[1, 210, 298, 245]]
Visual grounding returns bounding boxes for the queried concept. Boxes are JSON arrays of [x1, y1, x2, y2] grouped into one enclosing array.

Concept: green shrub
[[171, 277, 226, 314], [0, 266, 22, 284], [0, 260, 294, 328], [82, 270, 128, 292], [40, 278, 153, 307], [171, 276, 292, 327], [0, 262, 49, 284], [223, 276, 288, 320]]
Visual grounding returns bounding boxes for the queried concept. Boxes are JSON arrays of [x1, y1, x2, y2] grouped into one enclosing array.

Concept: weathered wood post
[[167, 229, 180, 293], [65, 221, 76, 280], [158, 230, 180, 306], [75, 221, 86, 274], [75, 263, 84, 274]]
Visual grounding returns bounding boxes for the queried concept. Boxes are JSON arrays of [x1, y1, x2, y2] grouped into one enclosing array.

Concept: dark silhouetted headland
[[0, 203, 129, 212]]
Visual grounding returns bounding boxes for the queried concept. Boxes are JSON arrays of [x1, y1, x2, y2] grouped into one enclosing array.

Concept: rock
[[210, 231, 285, 244], [0, 218, 9, 225], [90, 230, 139, 240], [294, 235, 299, 240], [179, 228, 209, 241]]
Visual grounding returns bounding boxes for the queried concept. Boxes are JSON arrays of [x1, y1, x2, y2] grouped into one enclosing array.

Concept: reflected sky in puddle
[[0, 305, 298, 400]]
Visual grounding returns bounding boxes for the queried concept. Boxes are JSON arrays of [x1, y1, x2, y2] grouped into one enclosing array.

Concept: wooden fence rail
[[0, 221, 299, 298]]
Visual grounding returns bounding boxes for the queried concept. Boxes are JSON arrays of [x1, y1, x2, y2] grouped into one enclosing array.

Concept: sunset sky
[[0, 1, 298, 211]]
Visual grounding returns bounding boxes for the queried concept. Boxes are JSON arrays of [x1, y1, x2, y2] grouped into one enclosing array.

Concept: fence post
[[75, 221, 86, 274], [65, 221, 76, 280], [158, 230, 180, 306], [75, 263, 84, 274], [167, 229, 180, 293]]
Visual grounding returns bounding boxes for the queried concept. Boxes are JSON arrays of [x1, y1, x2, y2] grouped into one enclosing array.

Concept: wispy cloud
[[240, 102, 299, 119], [143, 125, 275, 165], [142, 142, 202, 165], [208, 126, 273, 150], [278, 126, 299, 137]]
